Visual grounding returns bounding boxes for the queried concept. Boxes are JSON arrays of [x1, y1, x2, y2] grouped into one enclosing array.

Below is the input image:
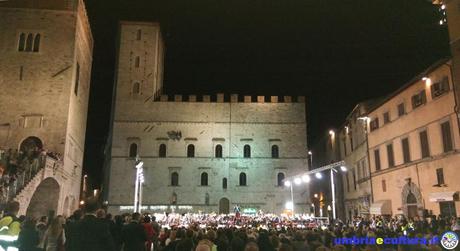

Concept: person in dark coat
[[18, 217, 39, 251], [64, 209, 82, 251], [121, 212, 147, 251], [76, 199, 115, 251]]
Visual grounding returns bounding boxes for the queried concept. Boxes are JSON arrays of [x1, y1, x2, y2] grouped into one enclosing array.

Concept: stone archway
[[19, 136, 43, 153], [401, 182, 423, 218], [219, 198, 230, 214], [26, 177, 60, 219]]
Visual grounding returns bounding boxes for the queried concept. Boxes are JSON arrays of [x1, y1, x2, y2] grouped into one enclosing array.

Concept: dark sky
[[83, 0, 450, 188]]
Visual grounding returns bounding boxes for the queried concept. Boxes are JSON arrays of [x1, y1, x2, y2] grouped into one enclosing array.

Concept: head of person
[[131, 212, 141, 222], [96, 208, 106, 219], [195, 244, 211, 251], [71, 209, 83, 220], [143, 215, 151, 223], [84, 198, 99, 214], [244, 242, 259, 251], [48, 215, 65, 237]]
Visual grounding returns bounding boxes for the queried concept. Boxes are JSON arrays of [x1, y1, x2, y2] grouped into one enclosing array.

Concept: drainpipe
[[445, 62, 460, 135]]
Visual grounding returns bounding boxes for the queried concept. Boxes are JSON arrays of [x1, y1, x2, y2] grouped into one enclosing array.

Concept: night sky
[[82, 0, 450, 188]]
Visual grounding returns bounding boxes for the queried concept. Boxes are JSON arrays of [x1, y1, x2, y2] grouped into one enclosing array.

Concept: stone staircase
[[13, 167, 45, 206]]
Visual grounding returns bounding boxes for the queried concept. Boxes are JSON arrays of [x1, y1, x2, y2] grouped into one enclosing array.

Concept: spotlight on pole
[[284, 180, 291, 187], [315, 172, 322, 179], [294, 177, 302, 185], [302, 175, 311, 183]]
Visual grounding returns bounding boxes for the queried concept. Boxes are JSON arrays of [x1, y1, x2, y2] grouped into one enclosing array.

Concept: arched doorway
[[20, 136, 43, 153], [219, 198, 230, 214], [401, 181, 423, 218], [406, 192, 418, 218], [26, 178, 60, 219]]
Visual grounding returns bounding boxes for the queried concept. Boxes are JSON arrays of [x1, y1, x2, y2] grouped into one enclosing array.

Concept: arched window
[[135, 56, 140, 68], [132, 82, 140, 94], [243, 145, 251, 158], [201, 172, 208, 186], [159, 144, 166, 157], [272, 145, 279, 158], [18, 33, 26, 51], [33, 34, 40, 52], [277, 173, 285, 186], [223, 178, 227, 189], [25, 34, 33, 52], [239, 172, 247, 186], [171, 172, 179, 186], [129, 143, 137, 158], [215, 144, 223, 158], [187, 144, 195, 157]]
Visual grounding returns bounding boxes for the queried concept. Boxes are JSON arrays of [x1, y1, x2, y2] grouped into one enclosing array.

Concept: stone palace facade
[[106, 21, 310, 214]]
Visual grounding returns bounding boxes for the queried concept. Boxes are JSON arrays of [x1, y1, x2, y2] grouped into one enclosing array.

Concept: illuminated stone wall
[[107, 22, 309, 214], [0, 0, 93, 216]]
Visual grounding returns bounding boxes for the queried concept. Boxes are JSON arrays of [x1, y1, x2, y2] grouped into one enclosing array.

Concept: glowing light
[[302, 175, 311, 183], [80, 200, 85, 205], [340, 166, 347, 172], [284, 180, 291, 187], [93, 189, 98, 197], [440, 20, 444, 25], [308, 151, 312, 155], [441, 4, 445, 10], [285, 201, 294, 210], [294, 178, 302, 185], [315, 172, 323, 179], [327, 205, 332, 211], [314, 193, 318, 198], [329, 130, 335, 137]]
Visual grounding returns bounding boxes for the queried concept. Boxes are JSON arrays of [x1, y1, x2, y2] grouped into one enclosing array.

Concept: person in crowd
[[112, 215, 124, 251], [121, 212, 147, 251], [141, 214, 154, 251], [64, 209, 82, 251], [42, 216, 65, 251], [0, 201, 21, 250], [18, 217, 39, 251], [36, 216, 48, 247], [76, 198, 115, 251]]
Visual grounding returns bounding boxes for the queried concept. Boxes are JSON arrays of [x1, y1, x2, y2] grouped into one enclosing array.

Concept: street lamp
[[134, 158, 144, 213], [308, 151, 313, 170], [284, 180, 295, 214]]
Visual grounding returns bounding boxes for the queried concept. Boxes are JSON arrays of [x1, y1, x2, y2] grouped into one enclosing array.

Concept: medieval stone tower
[[0, 0, 93, 217], [106, 21, 310, 214]]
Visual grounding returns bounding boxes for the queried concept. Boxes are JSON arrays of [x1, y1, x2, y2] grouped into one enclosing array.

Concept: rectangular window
[[136, 29, 142, 40], [386, 143, 395, 168], [436, 168, 445, 185], [352, 169, 357, 191], [441, 121, 453, 152], [402, 138, 411, 163], [374, 149, 381, 171], [383, 112, 390, 124], [411, 90, 427, 109], [398, 103, 406, 117], [382, 180, 386, 192], [370, 118, 379, 132], [431, 76, 449, 99], [419, 130, 430, 158], [74, 63, 80, 96]]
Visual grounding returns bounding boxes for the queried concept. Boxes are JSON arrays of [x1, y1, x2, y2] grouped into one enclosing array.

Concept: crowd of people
[[0, 147, 61, 205], [0, 198, 459, 251]]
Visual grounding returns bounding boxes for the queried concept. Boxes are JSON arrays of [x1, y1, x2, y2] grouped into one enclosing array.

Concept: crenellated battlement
[[156, 93, 306, 103]]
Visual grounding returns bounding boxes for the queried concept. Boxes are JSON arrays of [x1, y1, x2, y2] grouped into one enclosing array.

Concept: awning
[[429, 191, 457, 202], [369, 200, 392, 215]]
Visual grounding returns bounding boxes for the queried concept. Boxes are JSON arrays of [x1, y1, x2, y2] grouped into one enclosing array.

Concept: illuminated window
[[243, 145, 251, 158], [215, 145, 223, 158], [277, 173, 285, 186], [171, 172, 179, 186], [271, 145, 279, 158], [159, 144, 166, 157], [187, 144, 195, 157], [129, 143, 137, 158], [201, 172, 208, 186], [239, 172, 247, 186]]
